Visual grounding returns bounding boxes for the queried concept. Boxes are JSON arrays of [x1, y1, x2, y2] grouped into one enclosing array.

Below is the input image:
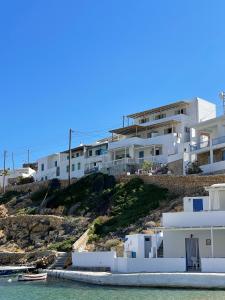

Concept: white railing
[[102, 156, 167, 168], [163, 211, 225, 228]]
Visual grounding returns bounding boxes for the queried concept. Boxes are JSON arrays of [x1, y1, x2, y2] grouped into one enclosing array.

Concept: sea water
[[1, 276, 225, 300]]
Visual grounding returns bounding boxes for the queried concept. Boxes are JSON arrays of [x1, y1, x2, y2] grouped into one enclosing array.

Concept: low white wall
[[201, 258, 225, 273], [113, 258, 186, 273], [72, 251, 116, 270]]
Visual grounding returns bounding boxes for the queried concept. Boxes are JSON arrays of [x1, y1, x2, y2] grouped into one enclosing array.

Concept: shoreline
[[46, 269, 225, 289]]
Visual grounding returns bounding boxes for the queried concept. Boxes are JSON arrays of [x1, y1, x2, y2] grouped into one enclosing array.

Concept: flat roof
[[192, 115, 225, 130], [127, 101, 189, 119], [109, 120, 180, 135], [61, 145, 85, 154], [154, 226, 225, 231]]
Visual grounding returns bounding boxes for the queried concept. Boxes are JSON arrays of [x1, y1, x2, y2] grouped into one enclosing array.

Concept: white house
[[35, 141, 108, 181], [102, 98, 216, 176], [72, 183, 225, 273], [188, 115, 225, 174], [0, 167, 36, 188]]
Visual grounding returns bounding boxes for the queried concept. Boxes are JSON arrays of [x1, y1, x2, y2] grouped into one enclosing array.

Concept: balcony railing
[[190, 140, 210, 152], [212, 136, 225, 146]]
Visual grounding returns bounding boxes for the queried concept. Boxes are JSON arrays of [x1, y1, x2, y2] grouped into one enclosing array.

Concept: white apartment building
[[35, 142, 108, 181], [35, 97, 216, 181], [72, 183, 225, 273], [102, 98, 216, 176], [188, 115, 225, 174]]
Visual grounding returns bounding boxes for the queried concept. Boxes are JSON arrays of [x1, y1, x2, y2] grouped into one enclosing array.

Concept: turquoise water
[[1, 277, 225, 300]]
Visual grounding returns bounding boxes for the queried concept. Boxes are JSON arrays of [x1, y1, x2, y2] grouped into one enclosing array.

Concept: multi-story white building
[[103, 98, 216, 176], [35, 141, 108, 181], [35, 97, 216, 181], [188, 115, 225, 174]]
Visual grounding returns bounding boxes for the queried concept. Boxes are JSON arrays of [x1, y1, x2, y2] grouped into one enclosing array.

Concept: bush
[[30, 188, 48, 203], [186, 162, 203, 174], [0, 191, 21, 204], [48, 237, 76, 252]]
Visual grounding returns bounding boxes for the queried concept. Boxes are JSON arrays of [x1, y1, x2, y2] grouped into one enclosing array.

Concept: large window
[[72, 164, 75, 172], [54, 161, 57, 167], [155, 113, 166, 120], [89, 150, 92, 157], [139, 151, 144, 158], [78, 162, 81, 170], [139, 117, 149, 124], [175, 108, 186, 115], [41, 163, 44, 171]]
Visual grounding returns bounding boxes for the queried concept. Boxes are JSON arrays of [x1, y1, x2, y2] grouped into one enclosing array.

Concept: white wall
[[163, 211, 225, 227], [114, 258, 186, 273], [183, 197, 209, 212], [201, 258, 225, 273], [72, 251, 116, 270]]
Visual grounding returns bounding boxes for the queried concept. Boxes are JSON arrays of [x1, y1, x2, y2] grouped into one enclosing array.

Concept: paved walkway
[[47, 269, 225, 289]]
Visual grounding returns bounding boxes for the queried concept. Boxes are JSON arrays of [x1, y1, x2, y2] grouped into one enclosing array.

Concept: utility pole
[[12, 152, 15, 171], [2, 150, 7, 193], [122, 115, 125, 128], [68, 128, 73, 185]]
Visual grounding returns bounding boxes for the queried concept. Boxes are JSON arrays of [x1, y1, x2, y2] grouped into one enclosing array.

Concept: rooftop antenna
[[219, 91, 225, 114]]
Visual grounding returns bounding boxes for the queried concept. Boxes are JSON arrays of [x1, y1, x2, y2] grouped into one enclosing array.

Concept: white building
[[102, 98, 216, 176], [35, 97, 216, 181], [188, 115, 225, 174], [72, 183, 225, 273], [0, 167, 36, 188], [35, 141, 108, 181]]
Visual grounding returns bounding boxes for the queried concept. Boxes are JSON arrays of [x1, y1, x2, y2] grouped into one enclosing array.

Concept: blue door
[[193, 199, 203, 212]]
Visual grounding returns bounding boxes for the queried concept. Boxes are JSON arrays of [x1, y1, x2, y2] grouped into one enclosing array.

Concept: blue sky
[[1, 0, 225, 168]]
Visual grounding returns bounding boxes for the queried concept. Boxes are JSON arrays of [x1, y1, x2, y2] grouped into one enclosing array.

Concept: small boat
[[17, 273, 47, 281]]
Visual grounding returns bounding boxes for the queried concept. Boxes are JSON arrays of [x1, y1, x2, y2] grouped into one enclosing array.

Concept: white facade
[[104, 98, 216, 176], [35, 97, 216, 181], [188, 115, 225, 174], [0, 167, 36, 188]]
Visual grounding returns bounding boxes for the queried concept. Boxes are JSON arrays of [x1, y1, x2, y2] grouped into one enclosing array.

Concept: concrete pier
[[47, 269, 225, 289]]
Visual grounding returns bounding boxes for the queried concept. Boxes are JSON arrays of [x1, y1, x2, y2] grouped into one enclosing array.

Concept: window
[[164, 128, 173, 134], [139, 151, 144, 158], [95, 149, 101, 156], [72, 164, 75, 172], [185, 127, 190, 133], [76, 153, 80, 157], [155, 147, 162, 155], [78, 162, 81, 170], [155, 113, 166, 120], [66, 165, 69, 173], [175, 108, 186, 115], [206, 239, 211, 246], [139, 117, 149, 124], [89, 150, 92, 157], [45, 176, 48, 180], [67, 155, 69, 160], [41, 177, 44, 181], [41, 164, 44, 171], [54, 161, 57, 167], [56, 167, 60, 177]]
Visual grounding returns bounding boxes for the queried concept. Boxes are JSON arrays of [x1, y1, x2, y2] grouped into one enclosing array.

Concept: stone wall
[[167, 159, 183, 175], [119, 174, 225, 196]]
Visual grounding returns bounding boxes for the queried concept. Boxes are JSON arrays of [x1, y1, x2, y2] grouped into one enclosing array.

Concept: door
[[185, 238, 200, 271], [144, 237, 152, 258], [193, 199, 203, 212]]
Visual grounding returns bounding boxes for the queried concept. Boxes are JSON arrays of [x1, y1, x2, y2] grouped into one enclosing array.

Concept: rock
[[0, 205, 8, 218]]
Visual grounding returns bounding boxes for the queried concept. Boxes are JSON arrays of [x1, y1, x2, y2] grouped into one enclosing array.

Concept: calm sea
[[1, 276, 225, 300]]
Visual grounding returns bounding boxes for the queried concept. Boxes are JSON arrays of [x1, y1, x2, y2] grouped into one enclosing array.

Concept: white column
[[210, 227, 214, 258], [155, 231, 158, 258]]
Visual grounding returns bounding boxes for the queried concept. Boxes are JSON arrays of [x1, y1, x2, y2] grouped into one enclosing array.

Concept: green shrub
[[48, 237, 76, 252], [0, 191, 21, 204], [30, 188, 48, 203]]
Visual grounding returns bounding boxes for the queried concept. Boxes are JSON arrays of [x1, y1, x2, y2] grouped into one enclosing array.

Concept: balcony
[[163, 211, 225, 228], [212, 135, 225, 146], [109, 133, 178, 150], [190, 140, 210, 152]]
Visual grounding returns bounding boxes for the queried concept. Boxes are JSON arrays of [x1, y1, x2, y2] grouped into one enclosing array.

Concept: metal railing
[[212, 136, 225, 146], [190, 140, 210, 152]]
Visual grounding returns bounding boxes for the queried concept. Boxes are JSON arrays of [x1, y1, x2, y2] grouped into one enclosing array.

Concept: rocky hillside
[[0, 173, 184, 257]]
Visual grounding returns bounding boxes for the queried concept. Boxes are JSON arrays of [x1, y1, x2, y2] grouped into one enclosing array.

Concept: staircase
[[49, 252, 71, 270]]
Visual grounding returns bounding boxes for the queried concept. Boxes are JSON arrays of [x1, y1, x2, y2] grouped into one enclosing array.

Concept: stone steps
[[49, 252, 71, 270]]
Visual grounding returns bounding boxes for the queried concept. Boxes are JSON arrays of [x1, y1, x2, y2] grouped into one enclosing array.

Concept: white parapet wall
[[72, 251, 186, 273], [114, 258, 186, 273], [201, 258, 225, 273], [72, 251, 116, 270]]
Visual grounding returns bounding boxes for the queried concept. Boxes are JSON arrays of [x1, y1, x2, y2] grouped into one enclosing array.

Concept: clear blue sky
[[1, 0, 225, 168]]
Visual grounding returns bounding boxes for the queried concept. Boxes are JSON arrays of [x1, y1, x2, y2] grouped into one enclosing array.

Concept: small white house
[[0, 167, 36, 188], [72, 183, 225, 273]]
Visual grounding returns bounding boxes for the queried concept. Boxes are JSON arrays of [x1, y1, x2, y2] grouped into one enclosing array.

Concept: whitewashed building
[[0, 167, 36, 188], [72, 183, 225, 273], [102, 98, 216, 176], [188, 115, 225, 174]]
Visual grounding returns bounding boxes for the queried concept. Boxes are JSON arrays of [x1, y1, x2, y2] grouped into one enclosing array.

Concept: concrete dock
[[47, 269, 225, 289]]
